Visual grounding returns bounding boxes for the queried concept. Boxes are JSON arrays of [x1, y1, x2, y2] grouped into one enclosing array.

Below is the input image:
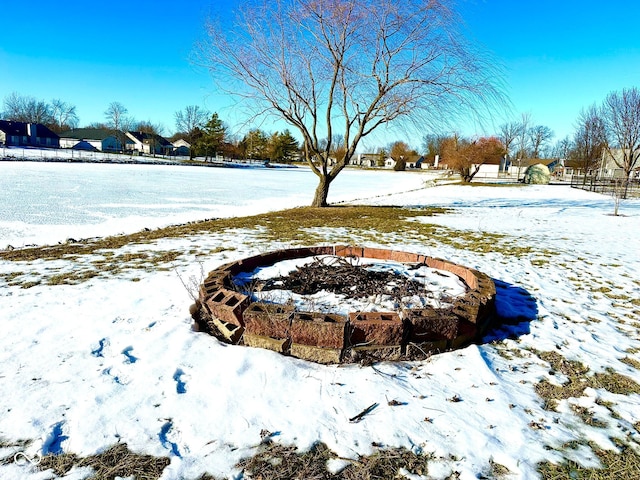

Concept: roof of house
[[71, 140, 99, 151], [479, 157, 503, 165], [0, 120, 59, 138], [512, 158, 555, 167], [172, 138, 191, 148], [564, 159, 585, 169], [59, 128, 117, 141], [127, 131, 172, 146], [0, 120, 25, 136]]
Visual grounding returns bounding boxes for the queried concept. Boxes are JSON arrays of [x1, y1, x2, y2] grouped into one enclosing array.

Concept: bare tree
[[422, 133, 447, 164], [552, 136, 572, 159], [174, 105, 210, 141], [497, 121, 522, 161], [104, 101, 133, 152], [104, 101, 129, 132], [528, 125, 554, 159], [199, 0, 503, 206], [600, 87, 640, 191], [134, 120, 166, 157], [389, 141, 413, 171], [2, 92, 52, 124], [443, 135, 505, 182], [572, 104, 606, 182], [50, 99, 79, 132], [2, 92, 28, 120]]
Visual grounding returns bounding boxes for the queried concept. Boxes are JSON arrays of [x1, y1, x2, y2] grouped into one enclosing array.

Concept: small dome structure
[[523, 163, 551, 184]]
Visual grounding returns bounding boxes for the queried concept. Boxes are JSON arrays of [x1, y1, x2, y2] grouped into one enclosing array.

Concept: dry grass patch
[[0, 438, 32, 466], [38, 443, 169, 480], [237, 441, 432, 480], [570, 404, 608, 428], [533, 350, 640, 410], [620, 357, 640, 371], [46, 270, 99, 285], [0, 205, 552, 270], [489, 459, 511, 478], [539, 442, 640, 480]]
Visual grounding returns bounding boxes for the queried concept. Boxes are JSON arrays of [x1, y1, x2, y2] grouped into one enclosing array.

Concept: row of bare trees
[[1, 92, 79, 132], [417, 86, 640, 185], [496, 115, 554, 161], [5, 0, 638, 206]]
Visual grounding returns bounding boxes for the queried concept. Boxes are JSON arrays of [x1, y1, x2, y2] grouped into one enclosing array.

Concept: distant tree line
[[173, 105, 300, 162], [1, 92, 79, 132], [1, 93, 302, 162], [416, 86, 640, 183], [3, 84, 639, 181]]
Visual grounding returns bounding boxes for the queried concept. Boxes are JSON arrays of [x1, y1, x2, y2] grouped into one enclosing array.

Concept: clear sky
[[1, 0, 639, 147]]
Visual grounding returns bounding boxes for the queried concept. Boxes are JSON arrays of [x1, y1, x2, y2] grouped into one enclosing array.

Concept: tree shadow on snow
[[481, 279, 538, 343]]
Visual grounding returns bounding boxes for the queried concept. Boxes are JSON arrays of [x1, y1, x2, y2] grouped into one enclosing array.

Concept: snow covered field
[[1, 162, 639, 479], [0, 161, 428, 248]]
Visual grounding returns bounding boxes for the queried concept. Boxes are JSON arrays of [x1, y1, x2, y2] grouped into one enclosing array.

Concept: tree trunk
[[311, 175, 331, 207]]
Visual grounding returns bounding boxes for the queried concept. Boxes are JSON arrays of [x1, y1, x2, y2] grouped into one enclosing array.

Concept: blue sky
[[1, 0, 639, 147]]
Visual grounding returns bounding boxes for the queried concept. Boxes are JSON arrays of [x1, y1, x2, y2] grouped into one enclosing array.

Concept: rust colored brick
[[449, 320, 478, 349], [452, 298, 480, 324], [389, 250, 420, 263], [362, 247, 393, 261], [425, 257, 446, 270], [243, 303, 293, 339], [348, 311, 404, 346], [335, 245, 364, 258], [204, 289, 249, 327], [405, 308, 460, 341], [290, 312, 348, 349], [405, 339, 447, 359]]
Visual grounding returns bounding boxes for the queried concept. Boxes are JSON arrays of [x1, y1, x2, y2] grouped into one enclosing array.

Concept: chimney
[[27, 123, 37, 143]]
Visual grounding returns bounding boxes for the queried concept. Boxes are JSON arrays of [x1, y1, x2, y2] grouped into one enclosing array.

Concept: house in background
[[469, 156, 512, 179], [350, 153, 379, 167], [599, 148, 640, 179], [59, 128, 127, 152], [384, 154, 423, 169], [172, 138, 191, 156], [0, 120, 60, 148], [126, 131, 173, 155]]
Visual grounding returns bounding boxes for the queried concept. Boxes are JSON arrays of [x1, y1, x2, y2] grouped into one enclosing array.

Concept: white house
[[59, 128, 125, 152], [599, 148, 640, 179], [172, 138, 191, 156], [126, 131, 173, 155]]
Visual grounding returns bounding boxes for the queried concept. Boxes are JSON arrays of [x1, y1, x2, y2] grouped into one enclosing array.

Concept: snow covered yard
[[0, 169, 639, 479]]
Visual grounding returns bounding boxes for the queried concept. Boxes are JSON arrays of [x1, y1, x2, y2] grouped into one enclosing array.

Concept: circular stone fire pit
[[192, 246, 496, 364]]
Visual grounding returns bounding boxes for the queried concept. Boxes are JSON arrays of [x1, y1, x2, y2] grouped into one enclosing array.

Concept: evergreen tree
[[194, 113, 227, 160], [241, 129, 269, 160], [269, 130, 299, 162]]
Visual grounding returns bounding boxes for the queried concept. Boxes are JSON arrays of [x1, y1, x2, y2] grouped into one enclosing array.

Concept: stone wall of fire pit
[[192, 246, 496, 364]]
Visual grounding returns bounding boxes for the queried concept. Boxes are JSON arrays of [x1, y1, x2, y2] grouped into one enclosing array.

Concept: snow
[[0, 161, 428, 248], [1, 161, 639, 480], [232, 255, 467, 315]]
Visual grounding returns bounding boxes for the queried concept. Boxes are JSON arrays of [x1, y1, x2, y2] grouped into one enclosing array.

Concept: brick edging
[[193, 246, 496, 363]]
